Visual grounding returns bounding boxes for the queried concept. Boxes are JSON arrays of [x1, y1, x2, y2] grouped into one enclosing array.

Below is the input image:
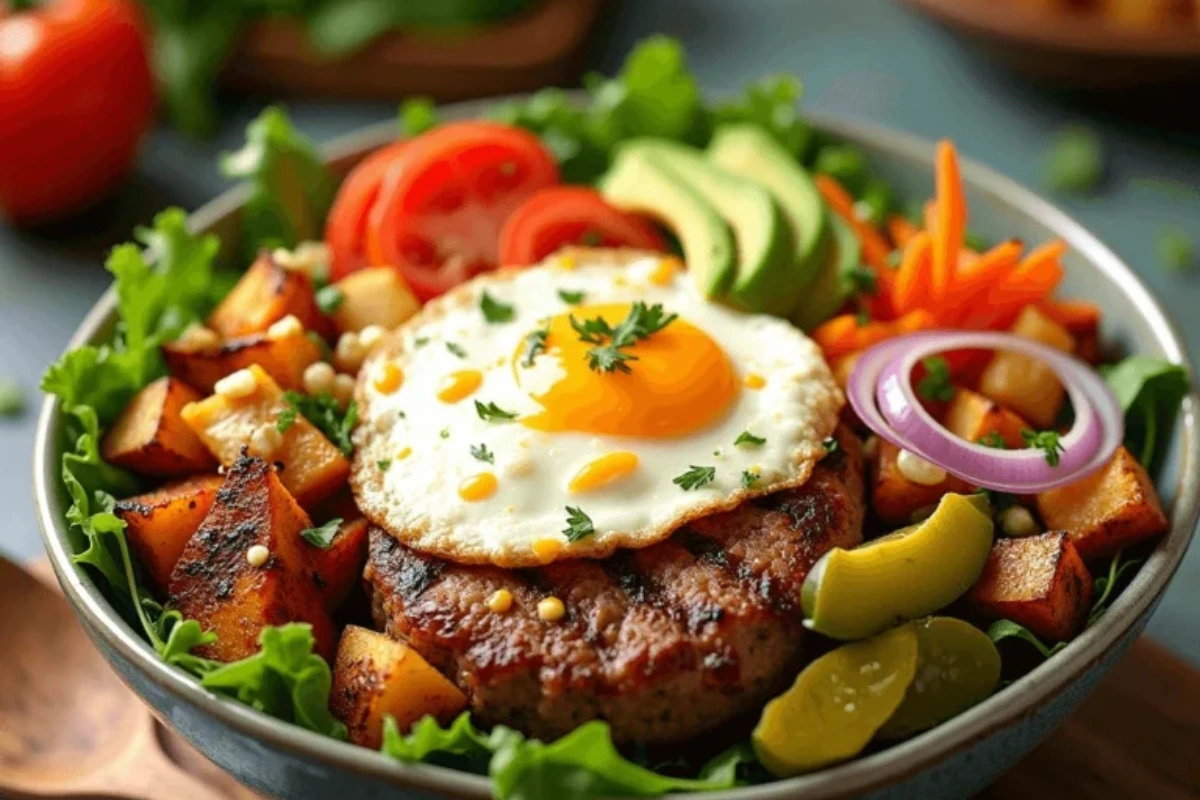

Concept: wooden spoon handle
[[78, 717, 232, 800]]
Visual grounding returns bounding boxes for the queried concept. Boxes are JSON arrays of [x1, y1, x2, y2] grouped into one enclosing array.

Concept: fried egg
[[351, 248, 843, 567]]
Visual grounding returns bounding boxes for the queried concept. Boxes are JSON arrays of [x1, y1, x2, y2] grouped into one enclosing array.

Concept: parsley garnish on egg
[[470, 443, 495, 464], [1022, 429, 1065, 466], [480, 291, 515, 323], [475, 401, 518, 422], [571, 301, 678, 375], [377, 459, 392, 472], [735, 431, 765, 447], [741, 470, 760, 489], [563, 506, 595, 542], [673, 465, 716, 491], [558, 289, 585, 305], [446, 342, 467, 358], [917, 356, 955, 402], [522, 325, 549, 368]]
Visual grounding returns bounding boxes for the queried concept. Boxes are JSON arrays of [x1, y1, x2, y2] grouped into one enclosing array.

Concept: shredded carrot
[[815, 174, 893, 271], [812, 314, 863, 360], [887, 215, 919, 249], [1038, 299, 1101, 331], [813, 309, 938, 361], [890, 231, 932, 316], [930, 140, 966, 303], [942, 239, 1023, 326]]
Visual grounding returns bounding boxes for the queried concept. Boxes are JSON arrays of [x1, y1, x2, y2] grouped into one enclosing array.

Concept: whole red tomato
[[0, 0, 155, 224]]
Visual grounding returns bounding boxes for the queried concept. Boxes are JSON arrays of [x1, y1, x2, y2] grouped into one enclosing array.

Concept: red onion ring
[[847, 331, 1124, 494]]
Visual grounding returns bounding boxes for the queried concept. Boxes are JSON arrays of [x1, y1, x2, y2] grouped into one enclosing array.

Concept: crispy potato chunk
[[313, 517, 369, 608], [331, 267, 420, 334], [163, 328, 322, 395], [331, 625, 467, 749], [208, 251, 332, 339], [969, 531, 1092, 642], [870, 439, 972, 525], [943, 387, 1030, 449], [1038, 300, 1101, 364], [1036, 447, 1169, 561], [168, 455, 336, 662], [116, 475, 224, 593], [978, 306, 1075, 429], [102, 378, 216, 477], [180, 365, 349, 508]]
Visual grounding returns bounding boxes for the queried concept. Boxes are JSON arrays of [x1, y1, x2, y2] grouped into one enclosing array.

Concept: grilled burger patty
[[364, 426, 863, 745]]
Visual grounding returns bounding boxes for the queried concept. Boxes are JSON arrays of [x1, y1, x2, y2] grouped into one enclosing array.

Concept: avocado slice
[[790, 215, 860, 332], [801, 493, 995, 640], [709, 124, 830, 296], [599, 148, 736, 299], [618, 140, 798, 316]]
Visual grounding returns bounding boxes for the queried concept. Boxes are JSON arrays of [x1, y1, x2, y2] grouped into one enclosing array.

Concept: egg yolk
[[515, 303, 738, 438], [458, 472, 498, 502], [374, 363, 404, 394], [568, 451, 639, 493], [438, 369, 483, 403]]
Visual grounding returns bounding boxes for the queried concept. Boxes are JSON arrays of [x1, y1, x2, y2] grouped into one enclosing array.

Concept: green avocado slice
[[790, 215, 861, 331]]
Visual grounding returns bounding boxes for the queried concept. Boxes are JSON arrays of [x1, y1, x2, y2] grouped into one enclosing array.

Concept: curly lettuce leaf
[[712, 75, 811, 160], [221, 106, 336, 261], [382, 713, 755, 800], [1101, 356, 1190, 470]]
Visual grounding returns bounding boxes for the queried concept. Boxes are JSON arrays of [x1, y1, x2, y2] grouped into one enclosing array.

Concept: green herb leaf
[[275, 405, 298, 434], [316, 285, 344, 315], [0, 379, 25, 418], [281, 392, 358, 455], [977, 432, 1007, 449], [446, 342, 467, 358], [734, 431, 766, 447], [558, 289, 585, 305], [673, 465, 716, 491], [475, 401, 518, 422], [1088, 549, 1143, 626], [987, 619, 1065, 659], [521, 325, 549, 368], [917, 356, 955, 402], [1044, 126, 1104, 194], [1156, 226, 1196, 273], [844, 264, 877, 296], [814, 143, 870, 195], [823, 437, 840, 454], [221, 107, 335, 262], [398, 96, 438, 137], [741, 470, 760, 489], [575, 302, 677, 374], [440, 427, 450, 439], [563, 506, 595, 543], [712, 74, 811, 159], [300, 518, 342, 549], [1101, 356, 1189, 470], [470, 443, 495, 464], [377, 459, 392, 472], [480, 291, 516, 323], [1021, 429, 1065, 467]]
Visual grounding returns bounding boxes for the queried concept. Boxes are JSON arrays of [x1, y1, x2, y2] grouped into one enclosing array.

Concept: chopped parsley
[[414, 336, 429, 347], [398, 410, 406, 419], [377, 459, 392, 472], [571, 301, 678, 374], [279, 391, 357, 455], [439, 427, 450, 439], [734, 431, 766, 447], [563, 506, 595, 542], [978, 431, 1007, 449], [446, 342, 467, 358], [917, 356, 955, 402], [475, 400, 518, 422], [275, 406, 298, 434], [558, 289, 585, 305], [845, 264, 877, 295], [521, 324, 549, 368], [300, 518, 342, 549], [480, 291, 515, 323], [823, 437, 840, 454], [741, 470, 760, 489], [1022, 429, 1065, 466], [315, 285, 344, 315], [470, 443, 494, 464], [673, 465, 715, 491]]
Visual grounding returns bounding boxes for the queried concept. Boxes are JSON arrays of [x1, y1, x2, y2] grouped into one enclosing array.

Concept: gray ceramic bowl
[[34, 99, 1200, 800]]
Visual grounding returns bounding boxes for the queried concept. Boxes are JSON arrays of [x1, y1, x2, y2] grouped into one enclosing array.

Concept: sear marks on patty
[[365, 426, 864, 745]]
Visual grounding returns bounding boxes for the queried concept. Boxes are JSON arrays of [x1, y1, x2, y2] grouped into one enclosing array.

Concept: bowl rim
[[33, 102, 1200, 800]]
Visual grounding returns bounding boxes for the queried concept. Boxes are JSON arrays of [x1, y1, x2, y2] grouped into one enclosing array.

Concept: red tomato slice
[[365, 122, 559, 300], [325, 139, 410, 280], [498, 187, 668, 266]]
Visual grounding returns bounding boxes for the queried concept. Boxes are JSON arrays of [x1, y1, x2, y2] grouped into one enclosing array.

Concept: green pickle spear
[[801, 493, 994, 640], [879, 617, 1001, 739], [753, 623, 919, 777]]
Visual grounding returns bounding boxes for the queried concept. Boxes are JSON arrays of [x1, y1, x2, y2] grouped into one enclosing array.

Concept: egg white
[[351, 248, 843, 568]]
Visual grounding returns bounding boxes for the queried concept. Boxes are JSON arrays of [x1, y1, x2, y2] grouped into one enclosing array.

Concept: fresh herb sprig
[[300, 518, 342, 549], [471, 443, 495, 464], [480, 292, 515, 323], [917, 356, 955, 402], [673, 465, 716, 491], [475, 401, 518, 422], [280, 391, 358, 456], [521, 325, 549, 368], [563, 506, 595, 542], [571, 302, 677, 374], [1022, 429, 1065, 467]]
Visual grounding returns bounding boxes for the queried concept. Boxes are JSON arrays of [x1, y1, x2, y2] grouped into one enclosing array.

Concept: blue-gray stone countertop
[[1, 0, 1196, 662]]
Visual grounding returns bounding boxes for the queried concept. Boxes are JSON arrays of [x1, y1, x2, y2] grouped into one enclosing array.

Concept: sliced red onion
[[847, 331, 1124, 494]]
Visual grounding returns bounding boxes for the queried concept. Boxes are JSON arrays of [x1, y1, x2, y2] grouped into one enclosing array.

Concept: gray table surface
[[2, 0, 1197, 663]]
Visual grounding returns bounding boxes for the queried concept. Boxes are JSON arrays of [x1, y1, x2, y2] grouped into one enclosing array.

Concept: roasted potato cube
[[943, 388, 1030, 449], [163, 328, 322, 395], [1038, 300, 1101, 364], [870, 439, 972, 525], [168, 455, 336, 662], [969, 531, 1092, 642], [331, 267, 420, 334], [1036, 447, 1169, 561], [102, 377, 216, 477], [208, 251, 332, 339], [180, 365, 349, 508], [978, 306, 1075, 429], [313, 517, 369, 608], [115, 475, 224, 593], [331, 625, 467, 749]]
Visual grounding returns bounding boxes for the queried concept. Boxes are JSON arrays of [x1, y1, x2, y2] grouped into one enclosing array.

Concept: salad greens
[[1102, 356, 1191, 470]]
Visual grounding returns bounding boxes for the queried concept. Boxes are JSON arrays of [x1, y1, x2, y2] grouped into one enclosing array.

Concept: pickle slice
[[801, 493, 994, 640], [753, 623, 919, 777], [878, 617, 1001, 739]]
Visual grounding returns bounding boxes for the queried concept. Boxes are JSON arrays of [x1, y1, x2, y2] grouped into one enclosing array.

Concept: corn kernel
[[179, 323, 220, 350], [303, 362, 336, 396], [358, 325, 387, 350], [999, 506, 1041, 538], [334, 332, 366, 373], [487, 589, 513, 613], [897, 449, 947, 486], [246, 544, 270, 567], [266, 314, 303, 341], [248, 423, 284, 458], [537, 596, 566, 622], [214, 369, 257, 399]]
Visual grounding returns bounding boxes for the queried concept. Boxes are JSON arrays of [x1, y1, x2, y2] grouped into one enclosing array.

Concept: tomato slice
[[325, 139, 410, 280], [498, 187, 668, 266], [365, 122, 559, 300]]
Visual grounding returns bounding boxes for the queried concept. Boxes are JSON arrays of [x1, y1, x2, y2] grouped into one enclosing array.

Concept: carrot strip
[[891, 231, 932, 316], [931, 141, 967, 303], [812, 314, 863, 360], [1037, 299, 1101, 330], [942, 239, 1023, 326], [968, 242, 1066, 331], [816, 174, 893, 270], [887, 215, 919, 249]]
